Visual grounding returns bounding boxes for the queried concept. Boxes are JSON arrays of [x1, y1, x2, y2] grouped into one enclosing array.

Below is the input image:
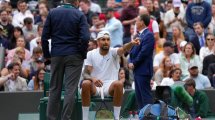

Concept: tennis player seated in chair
[[81, 30, 140, 120]]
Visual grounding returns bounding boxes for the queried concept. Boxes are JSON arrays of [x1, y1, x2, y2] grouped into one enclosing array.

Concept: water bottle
[[129, 111, 133, 120], [133, 111, 139, 120]]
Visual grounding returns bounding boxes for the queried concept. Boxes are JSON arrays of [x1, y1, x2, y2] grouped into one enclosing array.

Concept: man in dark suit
[[129, 14, 155, 109], [41, 0, 90, 119], [190, 22, 207, 55]]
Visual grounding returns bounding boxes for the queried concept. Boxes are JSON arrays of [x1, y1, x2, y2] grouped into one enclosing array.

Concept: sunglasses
[[207, 38, 214, 41]]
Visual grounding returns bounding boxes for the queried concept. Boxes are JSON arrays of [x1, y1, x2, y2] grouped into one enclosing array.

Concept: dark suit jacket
[[42, 4, 90, 59], [190, 33, 207, 55], [129, 28, 155, 76]]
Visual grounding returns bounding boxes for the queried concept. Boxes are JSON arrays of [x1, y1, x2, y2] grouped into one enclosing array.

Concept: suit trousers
[[134, 74, 153, 110], [47, 54, 84, 120]]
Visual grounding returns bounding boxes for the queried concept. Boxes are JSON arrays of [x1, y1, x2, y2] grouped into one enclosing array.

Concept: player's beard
[[100, 45, 110, 51]]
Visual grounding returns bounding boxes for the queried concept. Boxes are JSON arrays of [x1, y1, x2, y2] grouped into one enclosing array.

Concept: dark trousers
[[134, 75, 153, 110], [47, 54, 84, 120]]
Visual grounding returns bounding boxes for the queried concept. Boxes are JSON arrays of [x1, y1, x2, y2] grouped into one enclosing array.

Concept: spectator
[[79, 0, 95, 26], [154, 56, 174, 85], [164, 0, 185, 41], [184, 78, 211, 118], [96, 8, 123, 47], [12, 0, 34, 27], [8, 26, 23, 50], [183, 63, 211, 89], [89, 14, 101, 39], [190, 22, 207, 55], [180, 42, 202, 79], [0, 25, 8, 49], [22, 17, 37, 44], [34, 1, 49, 24], [0, 62, 28, 91], [185, 0, 211, 40], [28, 68, 45, 90], [118, 67, 131, 89], [120, 0, 138, 44], [29, 47, 44, 79], [160, 68, 184, 86], [29, 23, 43, 55], [0, 10, 14, 40], [145, 0, 161, 23], [7, 36, 31, 65], [153, 41, 180, 72], [208, 2, 215, 35], [199, 33, 214, 62], [202, 43, 215, 75], [172, 25, 186, 53], [87, 39, 97, 51]]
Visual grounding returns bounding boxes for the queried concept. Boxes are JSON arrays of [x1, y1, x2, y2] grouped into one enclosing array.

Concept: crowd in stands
[[0, 0, 214, 118]]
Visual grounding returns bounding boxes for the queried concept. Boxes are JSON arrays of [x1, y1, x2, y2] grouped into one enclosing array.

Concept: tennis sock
[[114, 106, 121, 120], [82, 106, 89, 120]]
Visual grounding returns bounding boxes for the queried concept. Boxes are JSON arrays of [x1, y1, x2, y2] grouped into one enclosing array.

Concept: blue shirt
[[102, 17, 123, 47]]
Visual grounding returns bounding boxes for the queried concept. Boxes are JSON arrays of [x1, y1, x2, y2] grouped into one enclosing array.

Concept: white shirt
[[160, 78, 174, 86], [85, 48, 120, 83], [164, 9, 185, 32], [153, 51, 180, 67], [90, 2, 101, 13], [199, 47, 213, 62], [12, 11, 34, 27]]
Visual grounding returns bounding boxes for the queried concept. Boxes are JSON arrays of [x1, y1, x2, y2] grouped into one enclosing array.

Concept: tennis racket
[[95, 87, 114, 120]]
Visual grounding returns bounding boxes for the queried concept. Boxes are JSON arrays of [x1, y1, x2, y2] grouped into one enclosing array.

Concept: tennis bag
[[139, 100, 177, 120]]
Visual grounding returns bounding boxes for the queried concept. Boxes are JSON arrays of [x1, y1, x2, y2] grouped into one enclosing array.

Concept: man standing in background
[[42, 0, 90, 119]]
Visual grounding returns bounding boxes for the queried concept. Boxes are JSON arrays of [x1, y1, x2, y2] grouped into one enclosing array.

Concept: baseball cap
[[180, 41, 187, 48], [96, 31, 110, 40], [36, 57, 44, 63], [173, 0, 181, 7], [188, 63, 198, 69], [163, 41, 174, 48]]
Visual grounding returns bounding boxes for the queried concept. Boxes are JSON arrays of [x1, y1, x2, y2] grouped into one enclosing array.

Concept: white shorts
[[94, 80, 115, 97], [80, 80, 124, 97]]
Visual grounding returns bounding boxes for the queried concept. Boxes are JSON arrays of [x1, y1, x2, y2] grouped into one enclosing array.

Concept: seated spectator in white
[[154, 56, 174, 85], [0, 62, 28, 91], [12, 0, 34, 27], [202, 43, 215, 75], [180, 42, 202, 79], [28, 68, 45, 91], [161, 68, 184, 86], [22, 17, 37, 44], [7, 36, 31, 64], [153, 41, 180, 72], [183, 63, 211, 89], [8, 27, 24, 50], [199, 33, 214, 62]]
